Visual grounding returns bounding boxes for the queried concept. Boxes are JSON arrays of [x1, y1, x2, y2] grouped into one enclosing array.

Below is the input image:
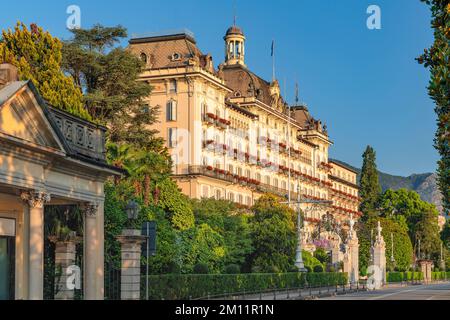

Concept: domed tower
[[224, 25, 246, 67]]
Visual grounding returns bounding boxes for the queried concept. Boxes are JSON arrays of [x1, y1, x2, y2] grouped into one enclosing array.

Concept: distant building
[[128, 26, 361, 233]]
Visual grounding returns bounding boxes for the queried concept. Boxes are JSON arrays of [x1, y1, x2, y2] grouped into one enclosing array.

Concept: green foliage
[[225, 264, 241, 274], [414, 209, 443, 263], [313, 265, 325, 273], [193, 263, 210, 274], [359, 146, 382, 220], [62, 24, 164, 150], [418, 0, 450, 216], [387, 272, 424, 283], [142, 273, 348, 300], [158, 178, 194, 231], [358, 218, 413, 275], [302, 250, 324, 272], [0, 22, 90, 120], [247, 194, 297, 273], [192, 198, 253, 268], [378, 188, 439, 235], [314, 248, 330, 265]]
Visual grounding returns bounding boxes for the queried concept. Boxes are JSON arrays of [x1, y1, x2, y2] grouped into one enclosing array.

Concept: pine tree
[[61, 24, 162, 151], [0, 22, 91, 120], [359, 146, 382, 220], [418, 1, 450, 216]]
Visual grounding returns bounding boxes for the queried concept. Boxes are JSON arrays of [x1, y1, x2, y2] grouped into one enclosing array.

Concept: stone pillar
[[20, 190, 51, 300], [117, 230, 146, 300], [372, 221, 386, 286], [419, 260, 433, 284], [331, 238, 341, 266], [348, 234, 359, 284], [54, 241, 77, 300], [82, 203, 104, 300]]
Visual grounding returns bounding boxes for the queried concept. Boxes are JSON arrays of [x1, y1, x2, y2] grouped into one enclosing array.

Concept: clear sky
[[1, 0, 437, 176]]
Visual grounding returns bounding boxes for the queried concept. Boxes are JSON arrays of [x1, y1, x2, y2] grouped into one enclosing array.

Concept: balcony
[[48, 106, 106, 163], [203, 113, 230, 130]]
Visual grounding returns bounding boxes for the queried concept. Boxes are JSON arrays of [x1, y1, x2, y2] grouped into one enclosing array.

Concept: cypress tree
[[418, 0, 450, 216], [359, 146, 382, 220], [0, 22, 91, 120]]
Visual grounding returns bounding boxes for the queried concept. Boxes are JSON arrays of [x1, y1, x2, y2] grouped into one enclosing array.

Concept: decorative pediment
[[0, 82, 64, 152]]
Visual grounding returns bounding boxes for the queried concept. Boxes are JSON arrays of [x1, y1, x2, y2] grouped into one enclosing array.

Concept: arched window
[[140, 52, 147, 64], [238, 194, 243, 204], [228, 192, 235, 202], [274, 178, 279, 188], [215, 189, 222, 200]]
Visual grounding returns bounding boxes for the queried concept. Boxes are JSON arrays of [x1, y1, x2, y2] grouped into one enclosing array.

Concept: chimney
[[0, 63, 19, 87]]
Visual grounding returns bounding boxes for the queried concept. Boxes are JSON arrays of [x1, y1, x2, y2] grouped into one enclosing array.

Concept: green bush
[[142, 272, 348, 300], [193, 263, 209, 274], [387, 272, 424, 283], [313, 265, 324, 273], [224, 264, 241, 274]]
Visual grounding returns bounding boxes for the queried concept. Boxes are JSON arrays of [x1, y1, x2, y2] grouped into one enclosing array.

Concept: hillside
[[331, 159, 444, 214]]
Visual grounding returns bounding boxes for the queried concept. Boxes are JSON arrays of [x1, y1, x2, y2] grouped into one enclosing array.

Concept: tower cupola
[[224, 25, 246, 66]]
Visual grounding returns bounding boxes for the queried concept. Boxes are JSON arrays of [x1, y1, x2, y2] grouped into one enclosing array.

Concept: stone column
[[372, 221, 386, 286], [54, 241, 77, 300], [331, 238, 341, 266], [419, 260, 432, 284], [117, 230, 146, 300], [343, 215, 359, 284], [20, 190, 51, 300], [81, 203, 103, 300]]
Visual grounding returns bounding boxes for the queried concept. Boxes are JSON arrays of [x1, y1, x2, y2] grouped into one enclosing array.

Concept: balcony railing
[[48, 106, 106, 162]]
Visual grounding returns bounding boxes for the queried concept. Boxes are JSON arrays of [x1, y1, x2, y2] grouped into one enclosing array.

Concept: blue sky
[[1, 0, 437, 176]]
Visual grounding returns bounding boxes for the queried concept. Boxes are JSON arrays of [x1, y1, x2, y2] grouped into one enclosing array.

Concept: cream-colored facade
[[129, 28, 361, 228], [0, 63, 120, 300]]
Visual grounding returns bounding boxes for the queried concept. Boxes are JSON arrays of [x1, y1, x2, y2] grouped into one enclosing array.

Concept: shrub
[[142, 272, 348, 300], [224, 264, 241, 274], [313, 265, 324, 273], [193, 263, 209, 274]]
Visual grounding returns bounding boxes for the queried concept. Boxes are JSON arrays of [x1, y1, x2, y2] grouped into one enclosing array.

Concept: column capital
[[80, 203, 98, 218], [20, 190, 51, 208]]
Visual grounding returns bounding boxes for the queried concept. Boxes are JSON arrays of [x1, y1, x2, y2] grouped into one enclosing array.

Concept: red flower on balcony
[[206, 166, 213, 171], [206, 113, 218, 120]]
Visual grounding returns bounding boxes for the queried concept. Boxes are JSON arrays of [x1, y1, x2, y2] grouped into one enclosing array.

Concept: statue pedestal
[[372, 223, 386, 288]]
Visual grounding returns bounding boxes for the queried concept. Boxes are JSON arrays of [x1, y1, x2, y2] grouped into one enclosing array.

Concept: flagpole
[[272, 39, 275, 82]]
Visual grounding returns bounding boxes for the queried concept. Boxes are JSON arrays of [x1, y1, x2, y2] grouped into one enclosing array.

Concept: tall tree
[[0, 22, 90, 120], [359, 146, 382, 220], [418, 0, 450, 216], [413, 209, 442, 263], [61, 24, 164, 151], [247, 194, 297, 273]]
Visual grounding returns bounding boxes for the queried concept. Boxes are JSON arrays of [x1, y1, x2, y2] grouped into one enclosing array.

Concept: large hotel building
[[129, 26, 361, 228]]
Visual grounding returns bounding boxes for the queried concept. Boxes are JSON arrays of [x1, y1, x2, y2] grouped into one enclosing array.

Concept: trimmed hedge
[[387, 272, 424, 283], [387, 272, 450, 282], [432, 272, 450, 280], [142, 272, 348, 300]]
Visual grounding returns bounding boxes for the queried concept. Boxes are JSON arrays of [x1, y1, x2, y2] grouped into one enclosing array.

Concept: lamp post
[[294, 184, 307, 272], [390, 233, 396, 272], [125, 200, 140, 221], [281, 183, 332, 272]]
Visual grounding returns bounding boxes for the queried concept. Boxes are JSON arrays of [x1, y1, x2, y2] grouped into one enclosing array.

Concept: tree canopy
[[418, 0, 450, 216], [359, 146, 382, 220], [0, 22, 90, 120]]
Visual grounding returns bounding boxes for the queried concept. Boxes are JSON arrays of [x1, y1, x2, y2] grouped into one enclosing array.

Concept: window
[[202, 103, 208, 120], [246, 197, 252, 206], [167, 128, 178, 148], [215, 189, 222, 200], [166, 100, 177, 121], [238, 194, 243, 204], [169, 80, 177, 93], [140, 53, 147, 64], [228, 192, 235, 202]]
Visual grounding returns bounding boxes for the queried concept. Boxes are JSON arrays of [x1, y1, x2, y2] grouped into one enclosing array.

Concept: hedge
[[387, 272, 424, 282], [387, 272, 450, 283], [142, 272, 348, 300]]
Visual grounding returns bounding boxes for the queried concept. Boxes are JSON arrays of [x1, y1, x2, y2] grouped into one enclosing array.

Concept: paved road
[[320, 282, 450, 300]]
